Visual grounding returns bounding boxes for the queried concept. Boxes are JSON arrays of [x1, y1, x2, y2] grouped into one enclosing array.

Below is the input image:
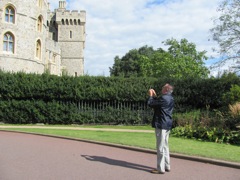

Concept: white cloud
[[48, 0, 221, 76]]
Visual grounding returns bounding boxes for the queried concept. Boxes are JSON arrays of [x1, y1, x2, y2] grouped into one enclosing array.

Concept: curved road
[[0, 131, 239, 180]]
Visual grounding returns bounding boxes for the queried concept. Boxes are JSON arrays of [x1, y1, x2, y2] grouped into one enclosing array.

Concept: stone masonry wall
[[0, 0, 86, 76]]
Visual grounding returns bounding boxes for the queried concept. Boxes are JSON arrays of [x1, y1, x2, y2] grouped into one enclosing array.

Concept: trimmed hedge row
[[0, 71, 156, 101], [0, 100, 152, 125], [1, 71, 240, 124], [0, 100, 80, 124], [1, 71, 240, 110]]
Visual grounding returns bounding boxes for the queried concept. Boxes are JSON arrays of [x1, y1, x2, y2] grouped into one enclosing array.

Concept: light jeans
[[155, 128, 170, 172]]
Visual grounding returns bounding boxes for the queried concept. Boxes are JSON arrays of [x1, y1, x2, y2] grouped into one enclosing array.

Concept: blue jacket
[[148, 93, 174, 130]]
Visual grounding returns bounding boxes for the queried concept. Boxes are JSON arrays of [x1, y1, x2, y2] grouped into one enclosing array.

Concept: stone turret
[[54, 1, 86, 76], [59, 0, 66, 10]]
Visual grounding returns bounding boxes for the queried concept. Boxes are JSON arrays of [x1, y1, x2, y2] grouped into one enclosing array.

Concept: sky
[[48, 0, 222, 76]]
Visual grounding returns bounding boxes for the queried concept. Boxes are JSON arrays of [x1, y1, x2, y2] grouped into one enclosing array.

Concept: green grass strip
[[1, 127, 239, 163]]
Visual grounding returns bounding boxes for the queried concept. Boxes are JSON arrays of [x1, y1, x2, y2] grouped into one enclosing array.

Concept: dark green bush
[[1, 70, 240, 110], [171, 126, 240, 145], [0, 100, 81, 124]]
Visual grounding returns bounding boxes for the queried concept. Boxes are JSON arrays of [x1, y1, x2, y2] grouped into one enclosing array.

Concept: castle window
[[52, 32, 55, 41], [74, 19, 77, 25], [36, 40, 41, 59], [66, 19, 69, 25], [37, 16, 43, 32], [53, 54, 56, 63], [5, 6, 15, 23], [70, 31, 72, 38], [3, 32, 14, 53], [61, 19, 65, 25], [78, 19, 81, 25], [70, 19, 73, 25]]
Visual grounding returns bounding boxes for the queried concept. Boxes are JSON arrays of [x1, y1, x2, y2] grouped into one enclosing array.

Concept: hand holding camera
[[148, 89, 157, 97]]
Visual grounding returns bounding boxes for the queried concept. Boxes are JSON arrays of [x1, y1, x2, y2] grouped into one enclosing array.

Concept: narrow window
[[75, 72, 77, 77], [5, 6, 15, 23], [3, 32, 14, 53], [53, 54, 56, 63], [52, 32, 55, 41], [48, 51, 51, 61], [70, 31, 72, 38], [36, 40, 41, 59], [37, 16, 42, 32]]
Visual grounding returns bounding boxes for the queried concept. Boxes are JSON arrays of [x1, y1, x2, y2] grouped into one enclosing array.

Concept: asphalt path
[[0, 131, 239, 180]]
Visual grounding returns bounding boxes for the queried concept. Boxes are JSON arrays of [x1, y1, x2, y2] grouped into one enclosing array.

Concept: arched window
[[78, 19, 81, 25], [3, 32, 14, 53], [66, 19, 69, 25], [37, 16, 43, 32], [61, 19, 65, 25], [5, 6, 15, 23], [74, 19, 77, 25], [36, 40, 41, 59]]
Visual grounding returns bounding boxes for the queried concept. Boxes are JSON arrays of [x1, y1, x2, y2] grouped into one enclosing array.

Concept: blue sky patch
[[145, 0, 167, 8]]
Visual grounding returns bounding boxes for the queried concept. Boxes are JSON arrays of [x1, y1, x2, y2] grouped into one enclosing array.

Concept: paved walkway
[[0, 125, 240, 168], [0, 131, 240, 180]]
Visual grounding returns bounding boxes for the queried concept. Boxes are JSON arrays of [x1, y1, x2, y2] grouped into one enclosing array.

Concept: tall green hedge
[[0, 71, 157, 101], [1, 71, 240, 124]]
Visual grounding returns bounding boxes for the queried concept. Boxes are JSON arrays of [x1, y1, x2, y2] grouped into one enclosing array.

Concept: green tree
[[158, 38, 209, 79], [110, 38, 209, 79], [210, 0, 240, 58], [109, 46, 155, 77]]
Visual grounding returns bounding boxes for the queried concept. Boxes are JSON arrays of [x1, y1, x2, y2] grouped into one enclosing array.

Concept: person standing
[[148, 84, 174, 174]]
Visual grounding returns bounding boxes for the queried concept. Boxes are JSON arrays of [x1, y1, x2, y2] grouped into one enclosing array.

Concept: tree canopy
[[109, 38, 209, 79], [210, 0, 240, 58]]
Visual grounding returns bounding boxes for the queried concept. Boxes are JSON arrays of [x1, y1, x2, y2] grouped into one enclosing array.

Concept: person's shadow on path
[[81, 155, 153, 172]]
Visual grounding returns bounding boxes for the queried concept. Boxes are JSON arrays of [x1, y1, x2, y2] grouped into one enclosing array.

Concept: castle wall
[[45, 39, 62, 76], [0, 0, 86, 76], [0, 0, 48, 74]]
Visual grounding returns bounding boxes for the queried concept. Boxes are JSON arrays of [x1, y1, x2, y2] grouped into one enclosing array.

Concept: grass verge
[[0, 125, 239, 163]]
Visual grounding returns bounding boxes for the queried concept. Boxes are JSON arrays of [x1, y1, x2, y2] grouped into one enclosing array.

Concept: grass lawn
[[0, 125, 239, 163]]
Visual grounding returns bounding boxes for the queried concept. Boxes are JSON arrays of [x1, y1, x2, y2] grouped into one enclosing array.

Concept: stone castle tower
[[0, 0, 86, 76]]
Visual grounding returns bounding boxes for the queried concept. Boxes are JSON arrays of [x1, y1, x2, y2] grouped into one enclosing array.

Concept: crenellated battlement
[[52, 0, 86, 23], [55, 9, 86, 24], [56, 9, 86, 17]]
